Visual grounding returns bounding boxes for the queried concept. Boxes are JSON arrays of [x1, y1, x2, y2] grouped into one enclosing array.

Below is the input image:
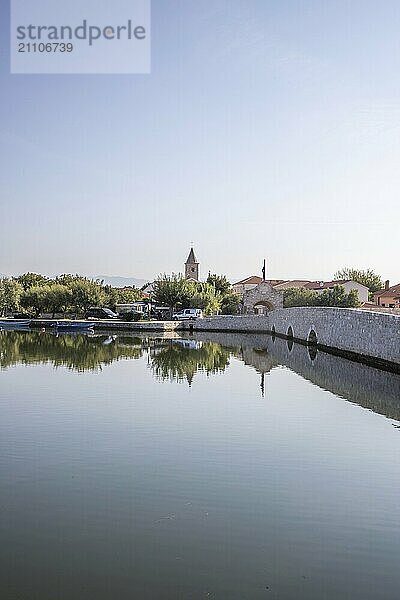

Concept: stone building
[[242, 281, 283, 314], [233, 275, 284, 295]]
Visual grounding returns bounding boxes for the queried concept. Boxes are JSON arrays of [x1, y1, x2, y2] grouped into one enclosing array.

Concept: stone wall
[[267, 307, 399, 365], [184, 308, 400, 368], [242, 281, 283, 313]]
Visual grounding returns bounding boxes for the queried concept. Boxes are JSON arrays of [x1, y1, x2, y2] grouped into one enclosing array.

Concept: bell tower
[[185, 247, 199, 281]]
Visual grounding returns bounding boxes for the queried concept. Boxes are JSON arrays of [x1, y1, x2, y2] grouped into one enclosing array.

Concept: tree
[[45, 284, 72, 317], [220, 292, 242, 315], [69, 279, 106, 315], [190, 282, 222, 315], [0, 278, 23, 316], [206, 274, 242, 314], [206, 274, 232, 296], [283, 285, 360, 308], [14, 272, 49, 291], [105, 286, 144, 310], [283, 287, 319, 308], [153, 274, 193, 313], [20, 285, 51, 317], [334, 268, 383, 295], [316, 285, 360, 308]]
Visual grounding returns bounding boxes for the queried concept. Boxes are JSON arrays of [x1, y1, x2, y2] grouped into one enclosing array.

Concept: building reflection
[[0, 329, 399, 422], [192, 331, 400, 422]]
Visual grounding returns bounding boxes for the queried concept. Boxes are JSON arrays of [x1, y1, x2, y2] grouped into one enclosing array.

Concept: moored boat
[[0, 319, 31, 328], [51, 322, 95, 332]]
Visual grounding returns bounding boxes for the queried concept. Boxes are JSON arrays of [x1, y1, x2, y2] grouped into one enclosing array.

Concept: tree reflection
[[0, 330, 144, 372], [0, 332, 232, 381], [149, 339, 231, 385]]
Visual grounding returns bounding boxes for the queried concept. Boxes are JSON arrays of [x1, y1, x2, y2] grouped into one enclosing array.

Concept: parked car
[[85, 307, 119, 320], [172, 308, 203, 321]]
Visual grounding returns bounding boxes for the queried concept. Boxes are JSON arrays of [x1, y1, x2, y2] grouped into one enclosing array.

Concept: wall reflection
[[0, 330, 399, 422]]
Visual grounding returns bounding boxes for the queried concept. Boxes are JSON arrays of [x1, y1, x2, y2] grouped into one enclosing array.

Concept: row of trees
[[152, 273, 241, 315], [283, 268, 385, 308], [283, 285, 360, 308], [0, 273, 143, 317], [0, 267, 385, 317]]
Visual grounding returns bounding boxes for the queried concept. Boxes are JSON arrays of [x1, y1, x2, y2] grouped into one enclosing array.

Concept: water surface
[[1, 330, 399, 599]]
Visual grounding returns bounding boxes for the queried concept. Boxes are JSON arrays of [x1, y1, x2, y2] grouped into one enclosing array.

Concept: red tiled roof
[[233, 276, 263, 285], [374, 283, 400, 298]]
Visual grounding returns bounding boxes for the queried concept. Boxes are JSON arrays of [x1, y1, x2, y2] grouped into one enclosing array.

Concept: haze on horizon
[[1, 0, 399, 284]]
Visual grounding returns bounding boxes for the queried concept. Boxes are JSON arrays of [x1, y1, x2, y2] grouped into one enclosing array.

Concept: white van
[[172, 308, 203, 321]]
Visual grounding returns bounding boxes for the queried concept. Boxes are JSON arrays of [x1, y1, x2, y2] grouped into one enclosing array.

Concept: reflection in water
[[0, 330, 144, 372], [149, 339, 231, 385], [0, 330, 399, 421], [1, 329, 400, 600], [308, 344, 318, 361]]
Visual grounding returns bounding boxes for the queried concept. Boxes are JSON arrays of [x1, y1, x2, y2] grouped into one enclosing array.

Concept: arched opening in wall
[[308, 345, 318, 361], [307, 329, 317, 346], [287, 338, 294, 352], [287, 325, 294, 339], [253, 301, 274, 316], [271, 325, 276, 342]]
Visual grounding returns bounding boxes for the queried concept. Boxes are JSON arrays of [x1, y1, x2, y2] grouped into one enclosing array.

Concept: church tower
[[185, 247, 199, 281]]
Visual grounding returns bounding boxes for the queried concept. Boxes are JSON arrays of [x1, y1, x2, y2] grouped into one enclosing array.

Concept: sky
[[0, 0, 399, 283]]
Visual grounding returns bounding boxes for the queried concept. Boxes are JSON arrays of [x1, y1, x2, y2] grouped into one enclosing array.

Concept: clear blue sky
[[1, 0, 399, 283]]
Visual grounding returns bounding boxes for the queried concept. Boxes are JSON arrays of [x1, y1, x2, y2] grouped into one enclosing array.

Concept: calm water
[[1, 330, 400, 600]]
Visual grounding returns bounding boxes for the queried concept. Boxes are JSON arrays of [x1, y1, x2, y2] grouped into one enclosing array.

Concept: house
[[233, 276, 285, 296], [141, 282, 155, 295], [303, 280, 369, 303], [374, 282, 400, 308]]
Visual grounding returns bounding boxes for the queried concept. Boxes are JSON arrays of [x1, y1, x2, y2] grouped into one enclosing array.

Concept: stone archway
[[243, 282, 283, 314], [253, 300, 274, 315]]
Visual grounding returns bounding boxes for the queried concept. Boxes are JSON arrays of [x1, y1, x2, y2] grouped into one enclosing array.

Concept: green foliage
[[283, 287, 319, 308], [283, 285, 360, 308], [0, 330, 143, 372], [206, 273, 242, 315], [45, 284, 72, 317], [153, 274, 193, 312], [101, 285, 144, 311], [7, 272, 144, 318], [20, 286, 49, 317], [206, 273, 232, 296], [220, 292, 242, 315], [316, 285, 360, 308], [189, 282, 222, 316], [334, 268, 383, 295], [14, 272, 49, 291], [20, 276, 106, 317], [153, 275, 222, 315], [0, 278, 23, 316], [69, 279, 106, 314], [150, 340, 231, 384]]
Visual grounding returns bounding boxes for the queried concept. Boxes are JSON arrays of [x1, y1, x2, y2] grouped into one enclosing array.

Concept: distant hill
[[94, 275, 148, 289], [0, 273, 148, 289]]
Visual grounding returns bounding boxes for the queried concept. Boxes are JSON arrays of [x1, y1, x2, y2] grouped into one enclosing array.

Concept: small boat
[[51, 322, 95, 332], [0, 319, 31, 328]]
